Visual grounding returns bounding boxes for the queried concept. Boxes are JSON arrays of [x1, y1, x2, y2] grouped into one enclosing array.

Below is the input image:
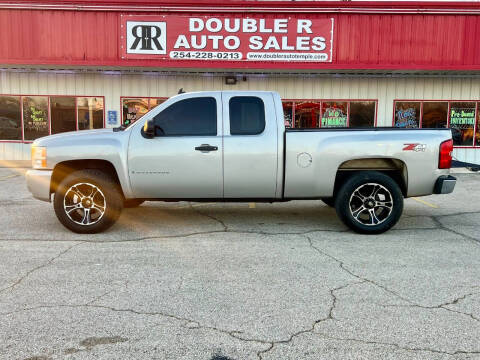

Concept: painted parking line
[[411, 197, 439, 209], [0, 174, 19, 181], [175, 203, 216, 209]]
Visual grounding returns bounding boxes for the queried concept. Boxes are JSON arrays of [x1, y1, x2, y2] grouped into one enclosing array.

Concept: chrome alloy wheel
[[63, 182, 106, 226], [348, 183, 393, 226]]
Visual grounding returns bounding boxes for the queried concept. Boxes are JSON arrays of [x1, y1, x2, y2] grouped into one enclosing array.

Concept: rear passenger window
[[153, 97, 217, 136], [229, 97, 265, 135]]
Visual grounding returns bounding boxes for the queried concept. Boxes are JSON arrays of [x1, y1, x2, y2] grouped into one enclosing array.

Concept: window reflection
[[77, 97, 104, 130], [0, 96, 21, 140], [422, 102, 448, 128], [350, 101, 375, 127], [295, 101, 320, 128], [282, 101, 294, 128], [51, 97, 76, 134]]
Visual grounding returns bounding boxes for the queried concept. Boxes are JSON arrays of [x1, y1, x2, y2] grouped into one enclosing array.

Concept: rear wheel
[[335, 171, 403, 234], [53, 169, 123, 234]]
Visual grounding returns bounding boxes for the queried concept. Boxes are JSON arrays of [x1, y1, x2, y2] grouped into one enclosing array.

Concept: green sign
[[322, 108, 347, 127], [450, 108, 475, 127]]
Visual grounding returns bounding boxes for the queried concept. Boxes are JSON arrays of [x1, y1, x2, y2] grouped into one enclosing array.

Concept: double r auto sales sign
[[120, 15, 334, 63]]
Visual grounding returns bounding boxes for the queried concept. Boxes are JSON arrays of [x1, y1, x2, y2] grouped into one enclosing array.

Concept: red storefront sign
[[120, 15, 334, 63]]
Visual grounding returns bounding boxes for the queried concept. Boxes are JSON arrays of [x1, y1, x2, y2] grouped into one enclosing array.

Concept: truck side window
[[153, 97, 217, 136], [229, 97, 265, 135]]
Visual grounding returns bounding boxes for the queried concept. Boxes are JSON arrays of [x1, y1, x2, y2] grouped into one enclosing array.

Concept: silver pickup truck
[[26, 91, 456, 234]]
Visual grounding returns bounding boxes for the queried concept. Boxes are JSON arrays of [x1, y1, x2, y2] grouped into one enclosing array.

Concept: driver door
[[127, 93, 223, 199]]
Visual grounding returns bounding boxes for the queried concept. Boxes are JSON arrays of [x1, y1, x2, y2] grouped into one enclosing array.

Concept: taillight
[[439, 139, 453, 169]]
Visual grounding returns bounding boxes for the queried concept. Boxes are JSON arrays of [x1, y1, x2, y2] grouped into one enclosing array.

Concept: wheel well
[[50, 160, 123, 197], [334, 158, 408, 197]]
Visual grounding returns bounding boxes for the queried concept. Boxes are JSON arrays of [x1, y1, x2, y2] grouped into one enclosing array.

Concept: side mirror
[[143, 119, 155, 138]]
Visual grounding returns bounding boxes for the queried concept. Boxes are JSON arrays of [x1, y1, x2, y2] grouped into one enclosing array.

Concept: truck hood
[[33, 128, 114, 147]]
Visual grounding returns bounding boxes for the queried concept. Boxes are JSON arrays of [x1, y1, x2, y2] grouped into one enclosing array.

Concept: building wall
[[1, 69, 479, 162]]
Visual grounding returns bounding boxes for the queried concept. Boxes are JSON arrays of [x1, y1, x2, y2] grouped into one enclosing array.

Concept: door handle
[[195, 144, 218, 152]]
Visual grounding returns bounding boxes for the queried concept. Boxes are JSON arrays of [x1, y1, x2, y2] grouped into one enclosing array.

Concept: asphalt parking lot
[[0, 168, 479, 360]]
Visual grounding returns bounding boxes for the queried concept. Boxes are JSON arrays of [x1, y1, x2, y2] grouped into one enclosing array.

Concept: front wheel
[[335, 171, 404, 234], [53, 169, 123, 234]]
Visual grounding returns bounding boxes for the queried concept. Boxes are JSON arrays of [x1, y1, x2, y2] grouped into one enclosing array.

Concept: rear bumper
[[433, 175, 456, 194], [26, 169, 53, 202]]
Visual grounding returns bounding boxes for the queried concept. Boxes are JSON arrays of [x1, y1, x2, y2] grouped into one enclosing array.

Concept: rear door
[[128, 93, 223, 198], [222, 92, 278, 198]]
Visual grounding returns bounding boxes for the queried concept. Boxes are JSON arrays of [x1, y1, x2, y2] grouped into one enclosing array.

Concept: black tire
[[334, 171, 403, 234], [53, 169, 123, 234], [320, 197, 335, 207], [123, 199, 145, 208]]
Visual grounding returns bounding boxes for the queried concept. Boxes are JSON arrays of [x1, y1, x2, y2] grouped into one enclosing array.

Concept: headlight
[[31, 146, 47, 169]]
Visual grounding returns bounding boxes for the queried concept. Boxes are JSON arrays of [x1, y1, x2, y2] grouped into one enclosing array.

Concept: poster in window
[[0, 96, 22, 140], [477, 108, 480, 146], [394, 102, 420, 128], [122, 98, 149, 126], [321, 102, 347, 128], [450, 102, 476, 146], [23, 96, 49, 140]]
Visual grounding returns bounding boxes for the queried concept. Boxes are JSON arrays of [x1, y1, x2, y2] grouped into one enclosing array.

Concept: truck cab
[[127, 91, 284, 199]]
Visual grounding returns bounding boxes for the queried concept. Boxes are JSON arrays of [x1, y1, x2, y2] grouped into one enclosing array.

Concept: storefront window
[[282, 101, 294, 128], [50, 97, 76, 134], [122, 98, 149, 126], [450, 102, 476, 146], [0, 96, 22, 140], [422, 102, 448, 128], [77, 97, 104, 130], [321, 101, 348, 128], [294, 101, 319, 128], [394, 102, 420, 128], [349, 101, 375, 127], [23, 96, 49, 140]]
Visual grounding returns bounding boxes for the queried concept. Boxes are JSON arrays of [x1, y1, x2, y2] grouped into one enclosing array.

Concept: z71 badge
[[403, 143, 426, 152]]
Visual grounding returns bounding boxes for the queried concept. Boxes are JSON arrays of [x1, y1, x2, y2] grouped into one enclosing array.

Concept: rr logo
[[126, 21, 167, 55]]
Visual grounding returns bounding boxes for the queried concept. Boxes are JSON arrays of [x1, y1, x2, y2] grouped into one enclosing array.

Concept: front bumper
[[26, 169, 53, 202], [433, 175, 456, 194]]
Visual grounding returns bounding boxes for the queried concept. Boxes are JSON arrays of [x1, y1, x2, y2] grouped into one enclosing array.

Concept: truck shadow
[[116, 200, 345, 234]]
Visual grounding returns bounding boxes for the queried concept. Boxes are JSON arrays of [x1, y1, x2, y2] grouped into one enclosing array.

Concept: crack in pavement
[[0, 241, 84, 296], [0, 228, 349, 244], [0, 303, 274, 355], [256, 280, 366, 359], [314, 332, 480, 356], [374, 291, 480, 324], [0, 280, 363, 360], [430, 215, 480, 244], [305, 235, 416, 305]]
